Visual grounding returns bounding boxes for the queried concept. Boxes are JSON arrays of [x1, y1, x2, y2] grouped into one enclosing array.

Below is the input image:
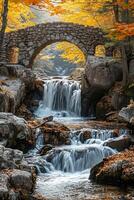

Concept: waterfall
[[35, 77, 81, 118], [44, 145, 115, 173], [30, 129, 117, 174]]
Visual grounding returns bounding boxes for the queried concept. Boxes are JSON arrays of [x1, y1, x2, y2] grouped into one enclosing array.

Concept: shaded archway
[[32, 41, 86, 77], [29, 38, 87, 69]]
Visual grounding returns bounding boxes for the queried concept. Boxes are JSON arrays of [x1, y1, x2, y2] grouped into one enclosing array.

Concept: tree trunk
[[112, 0, 120, 22], [0, 0, 8, 58], [121, 44, 129, 86]]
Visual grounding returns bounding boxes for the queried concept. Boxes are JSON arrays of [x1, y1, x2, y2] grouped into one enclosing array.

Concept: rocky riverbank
[[0, 58, 133, 199], [90, 147, 134, 186], [0, 144, 36, 199]]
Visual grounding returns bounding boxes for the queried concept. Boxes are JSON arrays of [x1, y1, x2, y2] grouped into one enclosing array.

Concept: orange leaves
[[114, 0, 134, 10], [0, 0, 62, 31], [114, 23, 134, 40]]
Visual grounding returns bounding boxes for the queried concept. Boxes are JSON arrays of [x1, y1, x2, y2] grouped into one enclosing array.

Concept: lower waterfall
[[26, 127, 126, 200]]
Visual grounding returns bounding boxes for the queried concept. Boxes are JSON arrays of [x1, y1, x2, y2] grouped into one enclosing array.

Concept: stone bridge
[[3, 22, 107, 67]]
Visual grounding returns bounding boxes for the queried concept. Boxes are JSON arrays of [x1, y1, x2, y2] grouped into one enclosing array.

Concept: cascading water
[[26, 127, 126, 199], [29, 75, 130, 199], [34, 77, 81, 118], [30, 128, 118, 174]]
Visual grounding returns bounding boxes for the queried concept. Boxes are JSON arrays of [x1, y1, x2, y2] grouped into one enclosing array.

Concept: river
[[26, 76, 133, 200]]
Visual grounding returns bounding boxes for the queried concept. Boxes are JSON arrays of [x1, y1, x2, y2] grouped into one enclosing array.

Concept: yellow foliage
[[0, 0, 35, 31], [55, 0, 134, 63], [56, 42, 85, 64], [55, 0, 114, 63], [0, 0, 59, 31]]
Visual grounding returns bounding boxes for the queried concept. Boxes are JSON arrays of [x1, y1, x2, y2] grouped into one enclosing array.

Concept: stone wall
[[1, 22, 106, 67]]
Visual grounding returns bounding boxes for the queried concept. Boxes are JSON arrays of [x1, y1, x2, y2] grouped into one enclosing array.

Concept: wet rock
[[81, 57, 123, 117], [32, 193, 47, 200], [41, 121, 70, 145], [0, 168, 36, 200], [130, 117, 134, 126], [112, 129, 120, 138], [104, 135, 132, 151], [0, 112, 32, 150], [119, 106, 134, 124], [0, 173, 9, 200], [13, 149, 23, 164], [105, 111, 119, 122], [0, 64, 36, 114], [90, 147, 134, 186], [10, 169, 33, 191], [0, 145, 36, 199], [85, 56, 122, 90], [38, 144, 54, 156], [0, 77, 25, 113], [0, 145, 24, 169], [96, 82, 128, 119], [29, 120, 70, 146], [81, 84, 105, 117], [80, 130, 92, 143], [96, 95, 113, 118], [16, 104, 33, 120]]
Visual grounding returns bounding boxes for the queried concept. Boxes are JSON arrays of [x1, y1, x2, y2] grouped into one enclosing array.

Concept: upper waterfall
[[35, 77, 81, 118]]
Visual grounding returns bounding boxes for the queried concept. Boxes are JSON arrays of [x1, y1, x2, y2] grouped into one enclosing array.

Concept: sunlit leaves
[[0, 0, 60, 31], [56, 42, 85, 64]]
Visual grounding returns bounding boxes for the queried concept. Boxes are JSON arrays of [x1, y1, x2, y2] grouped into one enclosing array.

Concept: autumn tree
[[99, 0, 134, 86], [0, 0, 61, 57], [56, 0, 134, 86], [0, 0, 8, 55]]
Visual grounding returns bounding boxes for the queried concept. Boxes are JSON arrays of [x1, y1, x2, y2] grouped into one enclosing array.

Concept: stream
[[27, 76, 132, 200]]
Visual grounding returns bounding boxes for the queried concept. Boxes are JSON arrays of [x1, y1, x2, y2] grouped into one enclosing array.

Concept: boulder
[[0, 77, 25, 113], [0, 173, 9, 200], [15, 104, 33, 120], [90, 147, 134, 186], [28, 120, 70, 146], [80, 130, 92, 143], [41, 121, 70, 145], [119, 106, 134, 124], [96, 81, 129, 119], [0, 113, 32, 149], [0, 64, 35, 88], [103, 135, 132, 151], [0, 144, 36, 199], [0, 64, 36, 113], [38, 144, 54, 156], [10, 169, 33, 191], [0, 168, 36, 200], [0, 145, 24, 169], [85, 56, 122, 90], [81, 56, 123, 117], [96, 95, 113, 118], [81, 84, 105, 117]]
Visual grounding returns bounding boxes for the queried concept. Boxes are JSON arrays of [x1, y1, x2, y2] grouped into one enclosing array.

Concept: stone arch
[[28, 38, 88, 68], [3, 22, 106, 67]]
